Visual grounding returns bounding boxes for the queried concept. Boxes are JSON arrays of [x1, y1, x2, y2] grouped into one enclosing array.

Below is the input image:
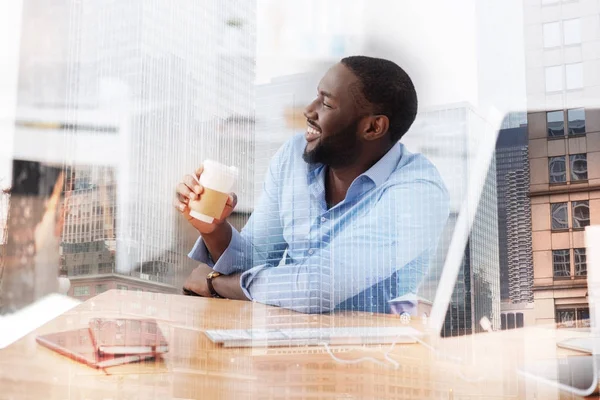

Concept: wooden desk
[[0, 290, 593, 399]]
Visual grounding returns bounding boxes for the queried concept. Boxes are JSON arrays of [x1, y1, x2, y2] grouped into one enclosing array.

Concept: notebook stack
[[36, 318, 168, 369]]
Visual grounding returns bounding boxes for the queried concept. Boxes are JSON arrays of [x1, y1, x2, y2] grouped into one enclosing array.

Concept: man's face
[[302, 63, 369, 168]]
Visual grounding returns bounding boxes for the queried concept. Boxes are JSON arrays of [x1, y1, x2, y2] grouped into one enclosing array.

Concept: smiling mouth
[[306, 123, 321, 142]]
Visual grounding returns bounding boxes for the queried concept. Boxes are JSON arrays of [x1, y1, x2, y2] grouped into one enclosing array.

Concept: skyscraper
[[13, 0, 257, 300], [523, 0, 600, 326], [495, 125, 529, 301], [506, 165, 534, 304], [404, 103, 501, 336]]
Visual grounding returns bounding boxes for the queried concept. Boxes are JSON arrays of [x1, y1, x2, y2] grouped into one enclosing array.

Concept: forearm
[[240, 263, 334, 314], [202, 223, 233, 262], [213, 273, 249, 301]]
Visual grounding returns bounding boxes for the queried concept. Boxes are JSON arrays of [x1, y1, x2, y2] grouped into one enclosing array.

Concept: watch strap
[[206, 271, 223, 298]]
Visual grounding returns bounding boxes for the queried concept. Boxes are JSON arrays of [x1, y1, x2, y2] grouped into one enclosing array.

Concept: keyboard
[[205, 326, 422, 348]]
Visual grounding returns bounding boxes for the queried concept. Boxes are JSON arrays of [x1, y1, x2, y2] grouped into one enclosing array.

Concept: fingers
[[184, 175, 203, 196], [195, 165, 204, 180], [218, 192, 238, 221], [226, 192, 238, 208], [173, 197, 188, 213], [176, 182, 195, 201]]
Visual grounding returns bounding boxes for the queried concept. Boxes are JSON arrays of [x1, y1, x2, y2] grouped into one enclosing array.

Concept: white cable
[[319, 333, 488, 383]]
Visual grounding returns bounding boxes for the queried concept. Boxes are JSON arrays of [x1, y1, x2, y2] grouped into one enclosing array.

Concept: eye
[[323, 101, 333, 109]]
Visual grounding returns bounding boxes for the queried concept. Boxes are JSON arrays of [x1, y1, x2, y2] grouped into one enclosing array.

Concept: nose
[[303, 98, 318, 121]]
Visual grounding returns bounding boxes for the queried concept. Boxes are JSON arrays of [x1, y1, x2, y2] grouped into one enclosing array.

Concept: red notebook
[[36, 328, 155, 369], [89, 318, 169, 355]]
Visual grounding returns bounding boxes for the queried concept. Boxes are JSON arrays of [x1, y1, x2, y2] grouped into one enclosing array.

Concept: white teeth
[[307, 126, 320, 136]]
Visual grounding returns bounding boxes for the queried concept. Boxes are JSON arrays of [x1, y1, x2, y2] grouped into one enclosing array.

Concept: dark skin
[[180, 62, 393, 299], [303, 63, 392, 206]]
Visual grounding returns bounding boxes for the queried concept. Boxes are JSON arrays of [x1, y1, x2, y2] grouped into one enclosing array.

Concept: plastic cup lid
[[203, 159, 238, 177]]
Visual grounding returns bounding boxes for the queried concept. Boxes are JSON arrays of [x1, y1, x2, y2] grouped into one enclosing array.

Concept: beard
[[302, 119, 361, 168]]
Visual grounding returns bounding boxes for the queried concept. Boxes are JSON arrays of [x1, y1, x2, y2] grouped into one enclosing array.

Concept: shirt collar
[[361, 142, 403, 187]]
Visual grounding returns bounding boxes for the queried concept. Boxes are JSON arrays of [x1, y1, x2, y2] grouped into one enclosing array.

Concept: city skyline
[[3, 0, 257, 302]]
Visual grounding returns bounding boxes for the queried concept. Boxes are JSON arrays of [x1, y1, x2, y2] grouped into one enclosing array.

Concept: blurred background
[[1, 0, 599, 337]]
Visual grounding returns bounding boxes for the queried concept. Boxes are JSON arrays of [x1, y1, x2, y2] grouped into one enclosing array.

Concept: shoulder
[[389, 144, 448, 194], [381, 145, 450, 215]]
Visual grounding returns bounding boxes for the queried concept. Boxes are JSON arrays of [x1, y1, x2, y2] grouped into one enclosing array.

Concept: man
[[175, 56, 449, 314]]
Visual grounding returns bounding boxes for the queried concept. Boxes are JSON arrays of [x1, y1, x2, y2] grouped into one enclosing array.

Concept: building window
[[551, 202, 568, 230], [575, 248, 587, 277], [570, 154, 588, 181], [566, 63, 583, 90], [117, 284, 127, 290], [572, 201, 590, 229], [549, 156, 567, 183], [72, 264, 91, 276], [547, 110, 565, 136], [543, 21, 561, 48], [563, 19, 581, 46], [556, 307, 590, 328], [553, 249, 570, 277], [545, 66, 563, 92], [98, 262, 113, 274], [507, 313, 515, 329], [547, 109, 586, 137], [556, 309, 576, 328], [501, 314, 506, 330], [516, 313, 524, 328], [567, 108, 585, 135], [95, 284, 108, 294], [577, 308, 590, 328], [73, 286, 90, 297]]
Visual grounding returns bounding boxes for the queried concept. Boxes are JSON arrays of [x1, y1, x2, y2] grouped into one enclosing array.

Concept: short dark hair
[[341, 56, 418, 143]]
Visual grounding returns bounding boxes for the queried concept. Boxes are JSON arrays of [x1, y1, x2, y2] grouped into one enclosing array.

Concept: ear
[[362, 115, 389, 141]]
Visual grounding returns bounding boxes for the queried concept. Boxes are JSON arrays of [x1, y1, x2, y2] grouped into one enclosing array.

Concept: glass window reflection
[[572, 201, 590, 228], [547, 110, 565, 136], [567, 108, 585, 135], [569, 154, 587, 181], [574, 248, 587, 277], [551, 202, 568, 230], [553, 249, 570, 277], [549, 156, 567, 183], [556, 309, 576, 328]]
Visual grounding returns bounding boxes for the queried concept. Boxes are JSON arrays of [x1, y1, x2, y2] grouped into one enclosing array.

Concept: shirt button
[[308, 249, 314, 255], [321, 216, 326, 223]]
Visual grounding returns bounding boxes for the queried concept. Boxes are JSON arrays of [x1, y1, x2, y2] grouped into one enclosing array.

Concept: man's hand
[[174, 165, 237, 235], [182, 263, 214, 297]]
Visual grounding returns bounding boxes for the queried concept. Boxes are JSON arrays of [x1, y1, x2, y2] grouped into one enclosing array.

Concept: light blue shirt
[[189, 133, 449, 314]]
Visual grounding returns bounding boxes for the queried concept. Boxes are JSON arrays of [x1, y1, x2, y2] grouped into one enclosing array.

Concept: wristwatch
[[206, 270, 224, 298]]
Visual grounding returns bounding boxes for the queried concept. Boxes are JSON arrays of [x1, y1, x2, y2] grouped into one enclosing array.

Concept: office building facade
[[524, 0, 600, 326], [13, 0, 257, 301]]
